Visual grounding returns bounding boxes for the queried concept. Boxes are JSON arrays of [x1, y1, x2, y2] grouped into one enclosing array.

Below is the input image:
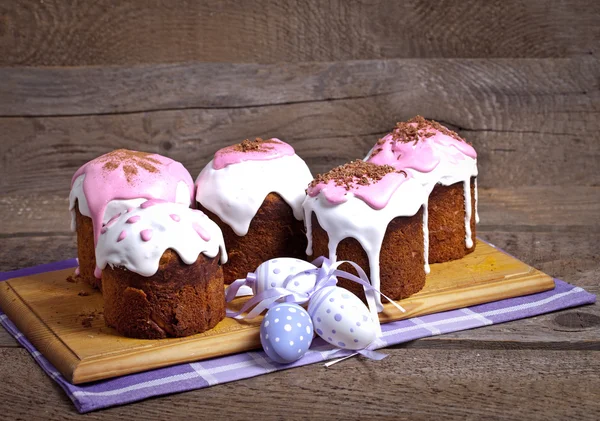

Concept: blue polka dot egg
[[308, 286, 376, 350], [260, 303, 314, 364]]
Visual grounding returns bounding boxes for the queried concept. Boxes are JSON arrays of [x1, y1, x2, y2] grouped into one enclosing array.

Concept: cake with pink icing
[[96, 200, 228, 339], [303, 160, 430, 307], [366, 116, 478, 263], [69, 149, 195, 289], [195, 138, 313, 283]]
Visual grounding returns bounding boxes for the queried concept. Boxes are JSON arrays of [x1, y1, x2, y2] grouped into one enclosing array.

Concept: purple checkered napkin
[[0, 258, 595, 413]]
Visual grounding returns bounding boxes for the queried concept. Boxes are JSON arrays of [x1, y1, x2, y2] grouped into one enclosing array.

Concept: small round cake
[[69, 149, 195, 289], [366, 116, 478, 263], [195, 138, 313, 283], [303, 160, 430, 308], [96, 200, 227, 339]]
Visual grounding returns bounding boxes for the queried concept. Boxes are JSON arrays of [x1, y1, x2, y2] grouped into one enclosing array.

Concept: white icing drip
[[96, 202, 227, 277], [463, 178, 474, 249], [303, 177, 429, 310], [423, 202, 430, 274], [69, 174, 91, 230], [367, 143, 479, 251], [474, 177, 480, 223], [195, 155, 313, 236], [69, 174, 192, 231]]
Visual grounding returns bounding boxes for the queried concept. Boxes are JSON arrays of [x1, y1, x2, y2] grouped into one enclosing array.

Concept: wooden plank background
[[1, 0, 598, 65], [0, 0, 599, 419]]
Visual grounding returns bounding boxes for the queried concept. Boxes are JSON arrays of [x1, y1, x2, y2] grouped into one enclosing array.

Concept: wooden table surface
[[1, 1, 599, 419]]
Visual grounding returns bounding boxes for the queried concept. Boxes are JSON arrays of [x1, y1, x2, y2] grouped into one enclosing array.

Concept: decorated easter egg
[[255, 258, 317, 297], [260, 303, 314, 364], [308, 286, 376, 350]]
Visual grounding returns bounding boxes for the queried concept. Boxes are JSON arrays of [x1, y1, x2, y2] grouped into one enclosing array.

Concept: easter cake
[[69, 149, 195, 289], [96, 200, 227, 339], [195, 138, 313, 283], [303, 160, 430, 307], [366, 116, 478, 263]]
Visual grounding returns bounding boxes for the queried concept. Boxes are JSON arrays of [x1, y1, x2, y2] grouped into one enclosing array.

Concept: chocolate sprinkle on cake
[[233, 137, 279, 153], [392, 116, 465, 144], [309, 160, 406, 191], [371, 116, 467, 157]]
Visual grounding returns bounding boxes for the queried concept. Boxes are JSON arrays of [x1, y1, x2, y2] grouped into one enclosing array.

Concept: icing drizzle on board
[[96, 201, 227, 277], [196, 138, 313, 236], [303, 161, 430, 310], [69, 149, 195, 246]]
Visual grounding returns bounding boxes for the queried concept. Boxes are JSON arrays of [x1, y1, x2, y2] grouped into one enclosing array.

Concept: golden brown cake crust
[[309, 209, 426, 301], [74, 205, 101, 290], [428, 177, 477, 263], [199, 192, 307, 283], [102, 250, 225, 339]]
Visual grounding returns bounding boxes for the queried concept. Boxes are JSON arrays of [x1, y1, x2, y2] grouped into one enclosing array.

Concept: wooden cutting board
[[0, 240, 554, 384]]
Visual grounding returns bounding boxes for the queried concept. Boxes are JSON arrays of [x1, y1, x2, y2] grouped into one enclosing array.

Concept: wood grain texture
[[1, 190, 598, 352], [1, 61, 599, 192], [0, 241, 554, 383], [0, 347, 598, 420], [0, 193, 598, 411], [4, 121, 598, 192], [0, 328, 18, 347], [0, 0, 597, 414], [1, 0, 598, 66], [1, 187, 598, 235], [1, 58, 597, 116]]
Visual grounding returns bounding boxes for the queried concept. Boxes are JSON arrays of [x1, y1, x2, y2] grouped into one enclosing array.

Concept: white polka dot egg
[[255, 258, 318, 297], [260, 303, 314, 364], [308, 286, 376, 350]]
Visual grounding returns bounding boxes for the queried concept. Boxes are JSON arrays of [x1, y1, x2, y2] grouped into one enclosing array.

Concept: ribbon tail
[[323, 348, 388, 367], [324, 352, 357, 368], [365, 290, 382, 337], [226, 287, 306, 319], [225, 277, 251, 303], [357, 349, 387, 361], [244, 296, 280, 320], [329, 264, 407, 313]]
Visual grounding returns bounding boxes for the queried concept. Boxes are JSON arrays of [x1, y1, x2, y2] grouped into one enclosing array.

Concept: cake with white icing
[[303, 160, 430, 308], [195, 138, 313, 283], [69, 149, 195, 289], [366, 116, 478, 263], [97, 200, 228, 339]]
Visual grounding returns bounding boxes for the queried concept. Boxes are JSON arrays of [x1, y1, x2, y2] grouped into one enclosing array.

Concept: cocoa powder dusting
[[309, 160, 406, 191], [98, 149, 161, 183], [392, 115, 466, 144], [122, 164, 138, 181], [102, 161, 119, 171], [233, 137, 278, 153]]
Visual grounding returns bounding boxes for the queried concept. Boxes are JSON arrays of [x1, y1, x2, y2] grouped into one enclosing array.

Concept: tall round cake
[[96, 200, 227, 339], [366, 116, 478, 263], [195, 138, 313, 283], [69, 149, 195, 289], [303, 160, 431, 308]]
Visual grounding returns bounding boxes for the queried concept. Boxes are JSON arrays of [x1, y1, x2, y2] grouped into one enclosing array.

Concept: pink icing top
[[212, 138, 295, 170], [307, 164, 409, 210], [71, 150, 195, 244], [367, 122, 477, 172]]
